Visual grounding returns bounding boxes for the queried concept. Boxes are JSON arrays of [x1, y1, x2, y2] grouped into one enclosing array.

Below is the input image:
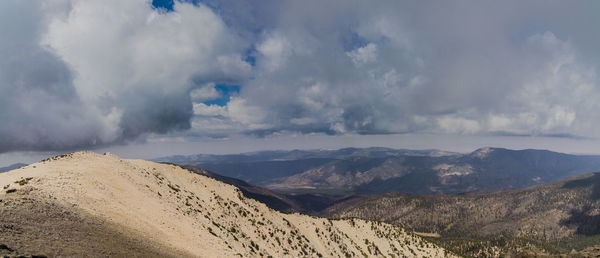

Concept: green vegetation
[[550, 234, 600, 251], [327, 172, 600, 257], [15, 177, 33, 186], [41, 153, 74, 162]]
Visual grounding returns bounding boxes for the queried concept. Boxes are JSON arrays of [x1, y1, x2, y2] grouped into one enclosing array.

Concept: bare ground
[[0, 187, 188, 257]]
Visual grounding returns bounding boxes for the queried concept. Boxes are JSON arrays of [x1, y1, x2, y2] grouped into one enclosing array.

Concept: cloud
[[347, 43, 378, 65], [0, 0, 109, 152], [190, 83, 222, 102], [191, 0, 600, 140], [0, 0, 249, 152], [2, 0, 600, 153]]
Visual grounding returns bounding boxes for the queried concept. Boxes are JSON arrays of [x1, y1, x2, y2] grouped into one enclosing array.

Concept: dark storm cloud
[[0, 1, 105, 152], [118, 90, 194, 139]]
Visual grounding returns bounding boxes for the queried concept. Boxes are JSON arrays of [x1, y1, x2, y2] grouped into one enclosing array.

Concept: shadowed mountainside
[[326, 172, 600, 257], [180, 165, 360, 214]]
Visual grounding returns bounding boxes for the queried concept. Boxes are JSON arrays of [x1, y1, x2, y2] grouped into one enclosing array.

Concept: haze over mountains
[[158, 147, 600, 195], [0, 152, 452, 257]]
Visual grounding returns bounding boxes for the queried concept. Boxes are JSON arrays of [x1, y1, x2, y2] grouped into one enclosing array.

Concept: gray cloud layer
[[194, 0, 600, 138], [0, 1, 104, 152], [1, 0, 600, 152]]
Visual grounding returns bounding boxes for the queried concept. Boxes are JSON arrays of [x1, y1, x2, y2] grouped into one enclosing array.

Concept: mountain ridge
[[0, 152, 452, 257], [157, 147, 600, 195], [325, 171, 600, 256], [230, 147, 600, 194], [154, 147, 458, 164]]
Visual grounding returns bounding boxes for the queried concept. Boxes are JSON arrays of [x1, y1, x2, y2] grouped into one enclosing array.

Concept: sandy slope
[[0, 152, 454, 257]]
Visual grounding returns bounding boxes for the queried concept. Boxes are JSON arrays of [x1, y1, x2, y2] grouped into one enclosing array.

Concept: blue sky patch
[[203, 84, 240, 106], [152, 0, 205, 11], [152, 0, 174, 11]]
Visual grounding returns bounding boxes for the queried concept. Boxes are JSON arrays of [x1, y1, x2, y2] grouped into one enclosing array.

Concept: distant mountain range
[[155, 147, 457, 164], [157, 147, 600, 195], [325, 172, 600, 257], [0, 163, 26, 173], [159, 150, 600, 257]]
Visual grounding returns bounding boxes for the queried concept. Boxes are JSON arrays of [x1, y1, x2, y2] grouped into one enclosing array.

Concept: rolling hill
[[325, 172, 600, 257], [0, 152, 452, 257]]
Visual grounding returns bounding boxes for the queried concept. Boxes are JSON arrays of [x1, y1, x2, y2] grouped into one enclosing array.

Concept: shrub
[[0, 244, 13, 251], [15, 177, 33, 186], [208, 227, 217, 237], [168, 184, 180, 192]]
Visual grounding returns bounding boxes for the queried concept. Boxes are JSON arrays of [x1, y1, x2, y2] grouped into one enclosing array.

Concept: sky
[[2, 0, 600, 165]]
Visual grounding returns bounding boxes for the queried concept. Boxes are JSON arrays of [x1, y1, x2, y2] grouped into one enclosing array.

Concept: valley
[[326, 172, 600, 256], [158, 147, 600, 195], [158, 147, 600, 257]]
